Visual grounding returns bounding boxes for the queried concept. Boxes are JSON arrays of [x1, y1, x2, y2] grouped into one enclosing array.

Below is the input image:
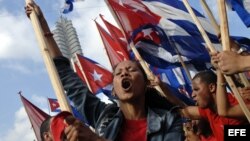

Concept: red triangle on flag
[[20, 93, 50, 141], [76, 54, 113, 94]]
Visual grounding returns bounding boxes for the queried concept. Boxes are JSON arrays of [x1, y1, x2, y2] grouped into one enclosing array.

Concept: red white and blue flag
[[100, 14, 129, 51], [105, 0, 217, 104], [48, 98, 61, 112], [95, 20, 130, 68], [48, 98, 89, 124], [73, 62, 87, 84], [106, 0, 218, 67], [76, 54, 113, 97], [62, 0, 84, 14]]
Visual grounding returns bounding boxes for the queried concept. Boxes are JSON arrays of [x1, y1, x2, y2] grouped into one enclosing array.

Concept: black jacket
[[54, 56, 184, 141]]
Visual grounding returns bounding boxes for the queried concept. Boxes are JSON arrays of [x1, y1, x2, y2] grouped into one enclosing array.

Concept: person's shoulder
[[149, 106, 182, 118], [53, 56, 70, 66], [100, 103, 120, 117]]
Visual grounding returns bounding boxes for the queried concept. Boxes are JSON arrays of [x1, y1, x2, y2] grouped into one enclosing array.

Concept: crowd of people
[[26, 2, 250, 141]]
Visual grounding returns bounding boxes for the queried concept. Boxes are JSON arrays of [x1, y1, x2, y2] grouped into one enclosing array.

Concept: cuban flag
[[227, 0, 250, 27], [95, 20, 130, 68], [97, 16, 197, 104], [151, 63, 207, 105], [105, 0, 219, 104], [100, 14, 129, 52], [76, 54, 113, 98], [106, 0, 218, 68], [48, 98, 61, 112], [48, 98, 89, 124], [62, 0, 84, 14]]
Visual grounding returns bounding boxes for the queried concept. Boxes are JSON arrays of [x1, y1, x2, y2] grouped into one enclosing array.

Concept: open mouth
[[121, 79, 132, 91]]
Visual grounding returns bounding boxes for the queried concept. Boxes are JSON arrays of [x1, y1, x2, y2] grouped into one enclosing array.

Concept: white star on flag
[[91, 70, 103, 81], [142, 28, 153, 40]]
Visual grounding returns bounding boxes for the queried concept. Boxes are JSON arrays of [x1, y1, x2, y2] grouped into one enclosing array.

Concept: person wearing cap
[[40, 111, 107, 141]]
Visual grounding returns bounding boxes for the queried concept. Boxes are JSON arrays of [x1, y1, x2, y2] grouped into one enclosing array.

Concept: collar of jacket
[[147, 105, 180, 134], [147, 108, 163, 134]]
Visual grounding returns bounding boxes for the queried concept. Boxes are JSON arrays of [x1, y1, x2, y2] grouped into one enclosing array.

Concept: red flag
[[19, 93, 50, 141], [106, 0, 160, 41], [73, 62, 87, 83], [76, 54, 113, 94], [100, 14, 128, 50], [95, 20, 129, 67]]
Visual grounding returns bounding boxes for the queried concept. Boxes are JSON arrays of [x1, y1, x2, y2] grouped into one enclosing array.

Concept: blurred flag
[[97, 15, 196, 103], [100, 14, 129, 51], [76, 54, 113, 97], [95, 20, 129, 68], [62, 0, 84, 14], [106, 0, 220, 104], [48, 98, 88, 125], [73, 62, 87, 83], [227, 0, 250, 27], [150, 64, 202, 105], [48, 98, 61, 112], [106, 0, 216, 67], [19, 93, 50, 141]]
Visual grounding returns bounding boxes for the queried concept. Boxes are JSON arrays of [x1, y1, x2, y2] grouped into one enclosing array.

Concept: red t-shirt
[[198, 108, 244, 141], [228, 92, 250, 105], [117, 118, 147, 141], [200, 135, 217, 141]]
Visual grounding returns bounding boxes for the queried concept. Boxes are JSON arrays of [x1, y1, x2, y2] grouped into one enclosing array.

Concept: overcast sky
[[0, 0, 249, 140]]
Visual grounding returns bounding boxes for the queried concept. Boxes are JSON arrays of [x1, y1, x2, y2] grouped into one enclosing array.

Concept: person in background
[[180, 70, 245, 141], [211, 50, 250, 120], [183, 119, 216, 141], [40, 111, 107, 141], [26, 2, 184, 141]]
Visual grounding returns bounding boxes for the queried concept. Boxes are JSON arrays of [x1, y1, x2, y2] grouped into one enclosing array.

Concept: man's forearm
[[39, 16, 62, 58]]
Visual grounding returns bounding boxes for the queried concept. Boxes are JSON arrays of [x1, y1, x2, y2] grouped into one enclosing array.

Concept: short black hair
[[112, 60, 147, 80], [40, 116, 52, 141], [192, 70, 217, 85]]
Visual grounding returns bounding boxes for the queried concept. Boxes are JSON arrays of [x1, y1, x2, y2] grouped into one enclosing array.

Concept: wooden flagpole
[[105, 0, 187, 107], [75, 54, 94, 93], [218, 0, 250, 121], [94, 20, 115, 71], [129, 42, 186, 107], [200, 0, 220, 34], [183, 0, 250, 122], [171, 42, 192, 82], [200, 0, 250, 87], [104, 0, 163, 92], [129, 42, 165, 97], [25, 0, 72, 112], [217, 0, 230, 50]]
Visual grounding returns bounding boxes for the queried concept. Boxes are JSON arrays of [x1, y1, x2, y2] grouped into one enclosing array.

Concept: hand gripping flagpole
[[218, 0, 250, 121], [25, 0, 72, 113], [183, 0, 250, 122], [200, 0, 250, 87]]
